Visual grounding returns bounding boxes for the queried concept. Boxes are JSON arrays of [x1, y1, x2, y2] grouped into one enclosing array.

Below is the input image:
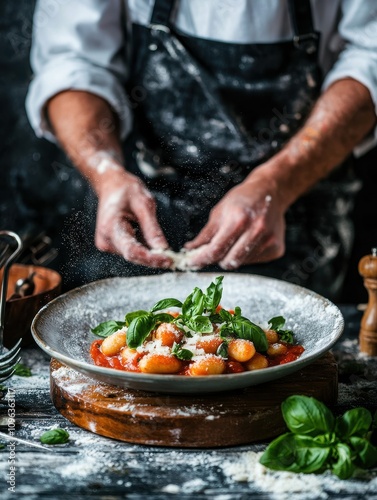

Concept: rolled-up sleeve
[[26, 0, 131, 142], [322, 0, 377, 155]]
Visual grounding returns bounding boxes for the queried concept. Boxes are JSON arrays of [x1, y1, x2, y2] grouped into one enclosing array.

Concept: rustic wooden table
[[1, 305, 377, 499]]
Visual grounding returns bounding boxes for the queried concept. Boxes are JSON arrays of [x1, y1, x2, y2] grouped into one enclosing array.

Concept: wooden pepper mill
[[359, 248, 377, 356]]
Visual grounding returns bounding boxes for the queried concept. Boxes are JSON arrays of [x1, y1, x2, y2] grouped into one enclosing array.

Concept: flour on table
[[220, 450, 377, 499]]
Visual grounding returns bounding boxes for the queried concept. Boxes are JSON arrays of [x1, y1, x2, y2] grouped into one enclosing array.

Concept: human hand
[[95, 169, 173, 268], [184, 173, 286, 269]]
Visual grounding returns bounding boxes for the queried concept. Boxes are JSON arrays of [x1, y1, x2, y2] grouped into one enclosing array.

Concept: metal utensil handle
[[0, 231, 23, 347]]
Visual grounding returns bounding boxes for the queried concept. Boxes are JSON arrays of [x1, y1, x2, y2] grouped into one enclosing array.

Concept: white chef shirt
[[26, 0, 377, 155]]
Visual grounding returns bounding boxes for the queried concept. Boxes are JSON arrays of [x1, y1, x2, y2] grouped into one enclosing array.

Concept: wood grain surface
[[50, 353, 337, 447]]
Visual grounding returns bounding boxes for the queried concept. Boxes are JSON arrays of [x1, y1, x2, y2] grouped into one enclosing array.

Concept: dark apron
[[123, 0, 360, 301]]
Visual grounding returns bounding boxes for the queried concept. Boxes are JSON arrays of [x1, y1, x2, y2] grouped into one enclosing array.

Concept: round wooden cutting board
[[50, 353, 337, 448]]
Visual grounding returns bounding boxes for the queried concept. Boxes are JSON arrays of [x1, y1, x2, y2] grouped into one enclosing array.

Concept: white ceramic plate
[[31, 273, 344, 394]]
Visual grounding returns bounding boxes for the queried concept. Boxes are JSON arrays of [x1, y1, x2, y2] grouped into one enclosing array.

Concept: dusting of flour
[[219, 450, 377, 499]]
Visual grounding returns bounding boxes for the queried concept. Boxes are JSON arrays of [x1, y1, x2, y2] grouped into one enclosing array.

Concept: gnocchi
[[101, 330, 127, 356], [90, 276, 304, 376], [139, 354, 182, 374], [189, 355, 226, 376]]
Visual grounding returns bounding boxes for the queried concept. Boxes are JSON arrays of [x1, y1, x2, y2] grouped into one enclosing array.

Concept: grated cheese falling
[[150, 248, 202, 271]]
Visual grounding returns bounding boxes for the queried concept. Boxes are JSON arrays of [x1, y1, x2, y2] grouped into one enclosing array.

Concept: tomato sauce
[[268, 344, 305, 367], [90, 339, 140, 372], [90, 339, 305, 374]]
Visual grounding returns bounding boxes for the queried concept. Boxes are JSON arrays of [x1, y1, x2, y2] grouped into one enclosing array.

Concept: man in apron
[[27, 0, 377, 301]]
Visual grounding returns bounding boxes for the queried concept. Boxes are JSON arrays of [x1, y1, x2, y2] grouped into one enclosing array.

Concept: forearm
[[47, 90, 127, 194], [48, 90, 171, 265], [249, 78, 377, 209]]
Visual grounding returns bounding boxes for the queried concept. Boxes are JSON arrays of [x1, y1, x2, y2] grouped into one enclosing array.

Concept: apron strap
[[288, 0, 314, 36], [150, 0, 175, 27], [288, 0, 319, 52]]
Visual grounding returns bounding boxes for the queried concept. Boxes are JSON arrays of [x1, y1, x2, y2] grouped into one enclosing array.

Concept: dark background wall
[[0, 0, 140, 291], [1, 1, 376, 302], [0, 1, 88, 284]]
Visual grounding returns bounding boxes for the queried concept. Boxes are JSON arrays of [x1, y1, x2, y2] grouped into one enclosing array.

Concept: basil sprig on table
[[40, 428, 70, 445], [260, 395, 377, 479], [91, 275, 268, 353], [267, 316, 294, 344], [14, 363, 32, 377]]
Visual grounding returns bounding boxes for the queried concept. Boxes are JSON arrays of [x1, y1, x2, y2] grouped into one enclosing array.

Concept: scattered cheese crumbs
[[162, 323, 181, 334], [136, 339, 171, 355], [182, 334, 207, 358], [151, 248, 201, 271]]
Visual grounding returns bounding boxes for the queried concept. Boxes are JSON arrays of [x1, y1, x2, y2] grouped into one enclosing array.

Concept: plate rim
[[31, 273, 345, 388]]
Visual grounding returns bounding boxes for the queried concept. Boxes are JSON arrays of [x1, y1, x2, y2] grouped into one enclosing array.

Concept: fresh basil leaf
[[267, 316, 294, 343], [349, 436, 377, 469], [314, 432, 337, 446], [126, 314, 155, 349], [204, 276, 224, 313], [232, 319, 268, 352], [171, 342, 194, 361], [234, 306, 242, 317], [282, 395, 335, 436], [153, 313, 175, 324], [40, 428, 70, 445], [125, 310, 149, 326], [182, 287, 205, 318], [216, 342, 228, 358], [332, 443, 355, 480], [238, 315, 255, 323], [277, 329, 294, 344], [268, 316, 286, 331], [91, 320, 126, 338], [292, 436, 331, 473], [219, 309, 232, 323], [336, 407, 372, 438], [149, 298, 183, 313], [14, 363, 32, 377], [13, 363, 32, 377], [186, 315, 213, 334], [219, 326, 235, 340], [209, 313, 223, 324], [260, 433, 296, 470], [260, 433, 330, 473]]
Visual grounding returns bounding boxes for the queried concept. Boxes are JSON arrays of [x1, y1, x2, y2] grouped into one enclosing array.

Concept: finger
[[190, 204, 253, 267], [133, 196, 170, 250], [112, 220, 173, 268], [220, 230, 284, 269], [95, 225, 119, 254], [219, 229, 267, 270], [184, 221, 218, 250], [187, 220, 247, 268], [124, 241, 173, 268]]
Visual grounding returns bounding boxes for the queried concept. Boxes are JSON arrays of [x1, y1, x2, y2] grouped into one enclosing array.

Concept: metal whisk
[[0, 230, 23, 382]]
